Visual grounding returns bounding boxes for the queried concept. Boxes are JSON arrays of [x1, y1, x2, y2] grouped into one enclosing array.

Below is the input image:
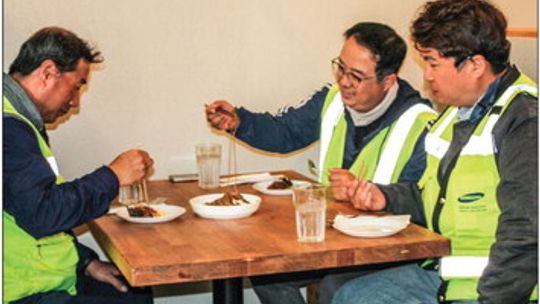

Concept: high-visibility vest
[[418, 74, 538, 301], [318, 84, 436, 185], [3, 97, 79, 303]]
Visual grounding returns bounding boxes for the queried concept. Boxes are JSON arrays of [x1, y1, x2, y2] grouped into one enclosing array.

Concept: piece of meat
[[267, 177, 293, 190]]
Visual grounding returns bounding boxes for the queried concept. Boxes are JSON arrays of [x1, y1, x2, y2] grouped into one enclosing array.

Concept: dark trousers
[[11, 273, 153, 304]]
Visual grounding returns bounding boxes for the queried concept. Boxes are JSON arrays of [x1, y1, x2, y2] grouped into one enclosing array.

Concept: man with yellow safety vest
[[332, 1, 537, 303], [4, 27, 154, 304], [205, 22, 436, 304]]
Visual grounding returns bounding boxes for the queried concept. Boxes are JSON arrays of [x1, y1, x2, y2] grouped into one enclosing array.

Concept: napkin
[[333, 214, 411, 237], [220, 172, 277, 187]]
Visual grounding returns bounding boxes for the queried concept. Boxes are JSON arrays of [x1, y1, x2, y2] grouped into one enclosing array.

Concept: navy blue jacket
[[3, 73, 119, 273], [234, 79, 432, 182]]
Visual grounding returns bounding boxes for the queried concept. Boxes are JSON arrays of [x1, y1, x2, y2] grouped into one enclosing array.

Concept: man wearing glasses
[[205, 22, 436, 304]]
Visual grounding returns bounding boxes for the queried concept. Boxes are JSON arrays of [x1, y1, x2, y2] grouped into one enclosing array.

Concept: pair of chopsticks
[[204, 104, 240, 193], [140, 179, 149, 202], [307, 159, 367, 180]]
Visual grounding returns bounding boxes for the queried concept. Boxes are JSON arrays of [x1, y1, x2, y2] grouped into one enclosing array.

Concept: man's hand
[[85, 260, 128, 293], [205, 100, 239, 132], [108, 149, 153, 186], [328, 168, 356, 201], [347, 179, 387, 211]]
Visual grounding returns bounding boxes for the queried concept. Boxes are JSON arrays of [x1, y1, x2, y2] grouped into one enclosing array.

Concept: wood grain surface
[[88, 170, 450, 287]]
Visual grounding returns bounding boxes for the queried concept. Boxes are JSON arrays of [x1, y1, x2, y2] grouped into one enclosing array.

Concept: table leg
[[213, 277, 243, 304]]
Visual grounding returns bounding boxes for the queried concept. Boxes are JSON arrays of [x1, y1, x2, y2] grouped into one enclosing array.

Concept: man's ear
[[382, 73, 397, 91], [469, 54, 489, 78], [38, 59, 59, 82]]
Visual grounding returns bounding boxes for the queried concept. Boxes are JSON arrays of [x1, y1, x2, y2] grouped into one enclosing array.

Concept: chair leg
[[306, 282, 319, 304]]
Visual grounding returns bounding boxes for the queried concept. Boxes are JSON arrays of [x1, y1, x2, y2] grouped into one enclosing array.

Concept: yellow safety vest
[[3, 97, 79, 303], [419, 74, 538, 301], [319, 84, 436, 185]]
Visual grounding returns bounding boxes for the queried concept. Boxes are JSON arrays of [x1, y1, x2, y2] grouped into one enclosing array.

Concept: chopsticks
[[141, 179, 149, 202]]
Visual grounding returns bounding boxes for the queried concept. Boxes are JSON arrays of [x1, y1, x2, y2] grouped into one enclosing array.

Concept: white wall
[[4, 0, 536, 182], [4, 1, 536, 303]]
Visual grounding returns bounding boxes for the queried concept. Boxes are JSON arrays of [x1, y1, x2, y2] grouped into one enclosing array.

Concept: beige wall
[[4, 0, 537, 181]]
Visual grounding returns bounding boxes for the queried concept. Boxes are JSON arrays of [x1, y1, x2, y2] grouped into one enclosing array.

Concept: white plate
[[333, 215, 409, 238], [252, 180, 311, 196], [189, 193, 261, 219], [116, 204, 186, 224]]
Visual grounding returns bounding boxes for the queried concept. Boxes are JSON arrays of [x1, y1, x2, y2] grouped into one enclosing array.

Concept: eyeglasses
[[331, 58, 376, 87]]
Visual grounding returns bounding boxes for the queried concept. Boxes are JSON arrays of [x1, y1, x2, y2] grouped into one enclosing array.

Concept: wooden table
[[88, 170, 450, 304]]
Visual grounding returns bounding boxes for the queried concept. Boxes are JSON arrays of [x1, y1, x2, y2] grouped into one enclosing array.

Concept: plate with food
[[189, 192, 261, 219], [252, 177, 311, 196], [116, 203, 186, 224]]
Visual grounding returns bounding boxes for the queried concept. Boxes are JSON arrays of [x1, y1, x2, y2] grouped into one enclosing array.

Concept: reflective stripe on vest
[[421, 76, 538, 300], [47, 156, 60, 176], [372, 103, 434, 184], [425, 108, 457, 159], [426, 84, 538, 158], [318, 90, 344, 179], [319, 85, 436, 184], [439, 256, 488, 278], [3, 97, 78, 302]]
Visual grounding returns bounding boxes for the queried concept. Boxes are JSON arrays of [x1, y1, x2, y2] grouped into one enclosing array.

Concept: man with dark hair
[[332, 1, 537, 303], [205, 22, 436, 304], [4, 27, 154, 304]]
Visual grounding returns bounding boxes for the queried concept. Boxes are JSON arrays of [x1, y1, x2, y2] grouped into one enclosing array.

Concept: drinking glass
[[196, 143, 222, 189], [292, 185, 327, 242], [118, 183, 145, 205]]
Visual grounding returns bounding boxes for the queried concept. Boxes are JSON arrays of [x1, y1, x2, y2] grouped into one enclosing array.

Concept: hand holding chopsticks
[[346, 178, 386, 211], [205, 100, 239, 132], [327, 160, 368, 201], [345, 162, 386, 211]]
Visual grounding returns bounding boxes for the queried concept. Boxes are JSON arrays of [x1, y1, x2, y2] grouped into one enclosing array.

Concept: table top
[[88, 170, 450, 287]]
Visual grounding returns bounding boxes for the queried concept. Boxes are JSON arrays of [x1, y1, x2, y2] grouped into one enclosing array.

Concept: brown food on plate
[[267, 177, 293, 190], [127, 203, 163, 217], [206, 191, 249, 206]]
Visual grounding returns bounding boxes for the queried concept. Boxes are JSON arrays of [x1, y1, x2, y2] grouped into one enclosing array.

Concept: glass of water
[[196, 143, 222, 189], [118, 183, 144, 205], [292, 185, 327, 242]]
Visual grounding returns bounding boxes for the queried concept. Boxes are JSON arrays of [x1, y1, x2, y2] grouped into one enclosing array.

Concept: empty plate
[[333, 214, 410, 238]]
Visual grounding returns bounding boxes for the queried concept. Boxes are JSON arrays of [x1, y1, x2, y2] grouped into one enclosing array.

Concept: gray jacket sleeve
[[477, 94, 538, 303]]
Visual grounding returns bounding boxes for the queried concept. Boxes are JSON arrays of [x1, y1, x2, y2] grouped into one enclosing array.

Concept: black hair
[[411, 0, 509, 73], [344, 22, 407, 80], [9, 26, 103, 75]]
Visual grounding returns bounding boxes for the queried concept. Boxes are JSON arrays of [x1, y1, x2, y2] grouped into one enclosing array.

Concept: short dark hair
[[344, 22, 407, 80], [9, 26, 103, 76], [411, 0, 509, 73]]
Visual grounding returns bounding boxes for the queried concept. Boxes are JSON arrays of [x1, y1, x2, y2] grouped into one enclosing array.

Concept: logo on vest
[[457, 192, 484, 203]]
